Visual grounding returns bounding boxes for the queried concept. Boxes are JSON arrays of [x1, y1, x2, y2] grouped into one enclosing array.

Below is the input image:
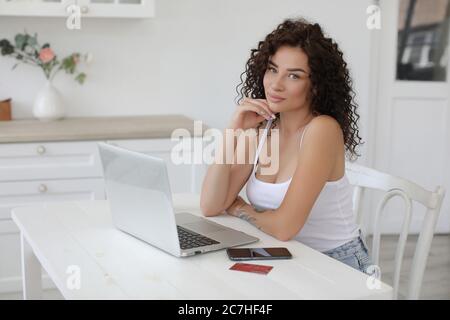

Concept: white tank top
[[245, 119, 360, 252]]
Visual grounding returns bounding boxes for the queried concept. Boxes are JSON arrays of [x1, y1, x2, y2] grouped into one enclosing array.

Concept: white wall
[[0, 0, 373, 162]]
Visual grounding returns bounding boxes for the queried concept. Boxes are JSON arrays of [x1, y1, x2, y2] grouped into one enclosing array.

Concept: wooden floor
[[1, 234, 449, 300], [366, 234, 450, 299]]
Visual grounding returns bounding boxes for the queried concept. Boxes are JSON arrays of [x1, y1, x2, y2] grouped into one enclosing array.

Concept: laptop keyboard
[[177, 225, 220, 250]]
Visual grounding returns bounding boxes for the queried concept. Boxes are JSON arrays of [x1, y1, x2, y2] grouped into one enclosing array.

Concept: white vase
[[33, 80, 65, 121]]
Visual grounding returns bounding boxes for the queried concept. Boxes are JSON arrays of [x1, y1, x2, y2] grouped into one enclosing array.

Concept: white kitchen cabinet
[[0, 141, 103, 182], [0, 0, 155, 18], [0, 178, 106, 220], [0, 137, 207, 294]]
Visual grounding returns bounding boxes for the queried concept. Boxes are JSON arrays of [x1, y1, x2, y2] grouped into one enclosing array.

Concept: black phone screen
[[226, 247, 292, 260]]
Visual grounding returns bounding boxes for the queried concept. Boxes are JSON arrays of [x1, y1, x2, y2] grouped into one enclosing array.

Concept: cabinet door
[[81, 0, 155, 18], [106, 138, 207, 194], [0, 141, 104, 182], [0, 178, 105, 220], [0, 0, 155, 18], [0, 0, 69, 17]]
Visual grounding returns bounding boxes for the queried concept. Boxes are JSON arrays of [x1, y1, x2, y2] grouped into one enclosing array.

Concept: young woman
[[200, 18, 373, 274]]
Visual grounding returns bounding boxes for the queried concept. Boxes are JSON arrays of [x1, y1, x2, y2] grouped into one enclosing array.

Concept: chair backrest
[[345, 161, 446, 300]]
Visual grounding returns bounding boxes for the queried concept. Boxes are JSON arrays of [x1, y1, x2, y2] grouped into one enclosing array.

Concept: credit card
[[229, 262, 273, 275]]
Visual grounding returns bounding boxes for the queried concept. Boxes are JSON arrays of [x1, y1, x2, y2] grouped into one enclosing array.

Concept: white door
[[372, 0, 450, 233]]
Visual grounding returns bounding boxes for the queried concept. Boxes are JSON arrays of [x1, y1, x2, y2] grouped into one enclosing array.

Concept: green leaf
[[61, 55, 76, 74], [14, 34, 26, 50], [1, 43, 14, 55], [75, 72, 86, 84], [0, 39, 11, 48], [27, 34, 37, 47]]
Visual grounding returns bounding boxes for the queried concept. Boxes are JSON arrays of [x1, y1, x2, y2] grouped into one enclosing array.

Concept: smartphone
[[226, 247, 292, 261]]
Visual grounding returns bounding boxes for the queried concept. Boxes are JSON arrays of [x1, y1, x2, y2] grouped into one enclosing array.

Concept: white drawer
[[0, 141, 104, 182], [0, 178, 106, 220]]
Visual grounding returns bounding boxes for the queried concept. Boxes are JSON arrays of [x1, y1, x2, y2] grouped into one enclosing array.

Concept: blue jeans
[[322, 232, 373, 275]]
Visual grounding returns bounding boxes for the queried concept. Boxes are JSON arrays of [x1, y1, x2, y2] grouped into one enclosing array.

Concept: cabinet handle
[[38, 184, 48, 193], [36, 145, 46, 155]]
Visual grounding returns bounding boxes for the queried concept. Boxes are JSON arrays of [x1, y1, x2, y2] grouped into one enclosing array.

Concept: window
[[396, 0, 450, 81]]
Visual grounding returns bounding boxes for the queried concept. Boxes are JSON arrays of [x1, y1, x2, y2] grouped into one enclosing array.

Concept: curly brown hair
[[235, 18, 364, 161]]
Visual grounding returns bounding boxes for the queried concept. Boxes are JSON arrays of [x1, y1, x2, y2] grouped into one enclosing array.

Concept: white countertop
[[0, 115, 206, 143]]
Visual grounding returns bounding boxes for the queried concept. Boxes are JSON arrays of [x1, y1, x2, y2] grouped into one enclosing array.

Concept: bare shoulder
[[309, 114, 341, 130], [307, 115, 343, 141], [300, 115, 344, 158]]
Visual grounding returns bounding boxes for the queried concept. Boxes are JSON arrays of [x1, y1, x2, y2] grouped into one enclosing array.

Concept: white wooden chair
[[345, 161, 446, 300]]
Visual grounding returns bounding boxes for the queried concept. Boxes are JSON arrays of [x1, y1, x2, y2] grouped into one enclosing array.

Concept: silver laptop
[[97, 142, 259, 257]]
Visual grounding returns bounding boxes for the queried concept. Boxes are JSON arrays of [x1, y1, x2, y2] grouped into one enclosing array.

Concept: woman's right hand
[[227, 98, 276, 130]]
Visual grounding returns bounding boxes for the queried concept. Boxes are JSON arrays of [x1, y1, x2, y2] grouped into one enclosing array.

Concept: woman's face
[[263, 45, 312, 114]]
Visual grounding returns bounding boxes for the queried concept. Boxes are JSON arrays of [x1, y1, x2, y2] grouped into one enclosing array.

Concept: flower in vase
[[39, 47, 55, 64], [0, 32, 87, 84]]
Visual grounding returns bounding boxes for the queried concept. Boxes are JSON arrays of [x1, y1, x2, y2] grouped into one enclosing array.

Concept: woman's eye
[[266, 67, 300, 79]]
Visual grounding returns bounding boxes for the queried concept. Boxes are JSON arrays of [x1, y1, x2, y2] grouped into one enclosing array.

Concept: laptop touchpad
[[183, 222, 224, 234]]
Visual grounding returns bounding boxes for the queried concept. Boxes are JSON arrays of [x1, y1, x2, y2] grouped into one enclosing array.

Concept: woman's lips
[[267, 94, 285, 103]]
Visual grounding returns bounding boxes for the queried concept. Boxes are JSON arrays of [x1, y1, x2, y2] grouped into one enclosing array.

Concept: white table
[[11, 193, 393, 299]]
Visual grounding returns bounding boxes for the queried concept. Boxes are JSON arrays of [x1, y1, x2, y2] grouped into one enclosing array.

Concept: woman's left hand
[[225, 196, 249, 217]]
